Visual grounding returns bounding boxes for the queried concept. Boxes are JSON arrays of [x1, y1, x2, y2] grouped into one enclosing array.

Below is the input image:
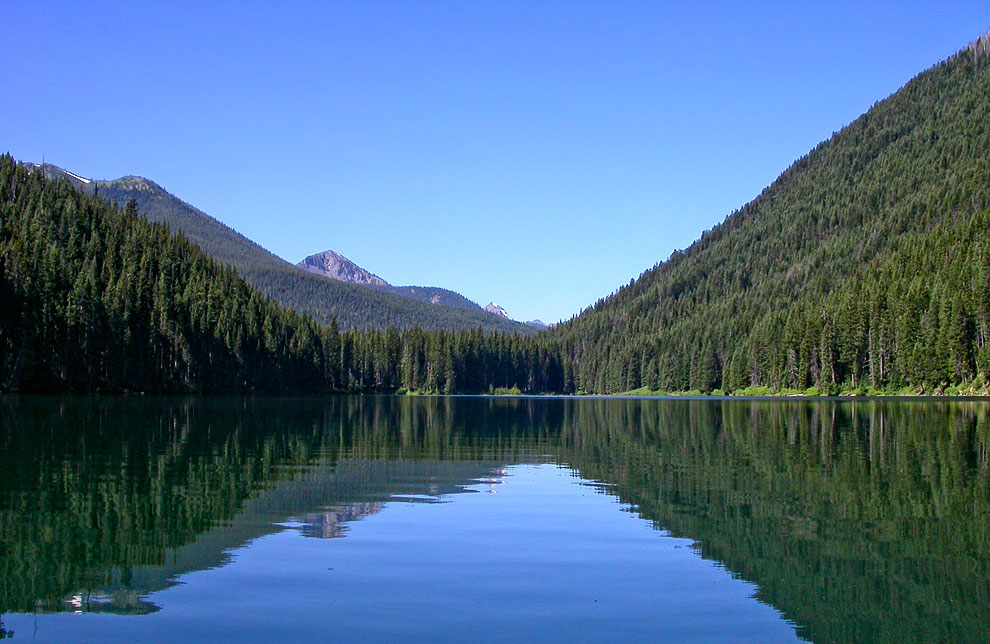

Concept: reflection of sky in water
[[5, 464, 801, 644], [5, 397, 988, 643]]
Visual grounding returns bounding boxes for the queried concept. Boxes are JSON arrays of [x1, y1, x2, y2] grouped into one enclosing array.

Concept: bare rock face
[[298, 250, 389, 287], [297, 247, 484, 310], [485, 302, 509, 318]]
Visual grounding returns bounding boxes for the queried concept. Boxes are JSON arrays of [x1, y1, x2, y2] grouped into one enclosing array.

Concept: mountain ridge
[[1, 156, 560, 394], [12, 29, 990, 396], [28, 164, 534, 335], [297, 249, 482, 311]]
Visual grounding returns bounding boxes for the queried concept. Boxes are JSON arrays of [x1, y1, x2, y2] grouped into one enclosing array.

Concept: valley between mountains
[[3, 32, 990, 395]]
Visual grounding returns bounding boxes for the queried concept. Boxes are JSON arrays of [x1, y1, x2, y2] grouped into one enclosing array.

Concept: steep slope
[[551, 32, 990, 394], [31, 166, 531, 334], [1, 157, 330, 393], [0, 157, 560, 394], [298, 249, 482, 310]]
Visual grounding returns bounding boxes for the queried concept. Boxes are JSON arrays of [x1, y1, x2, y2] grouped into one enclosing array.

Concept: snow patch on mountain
[[484, 302, 509, 318]]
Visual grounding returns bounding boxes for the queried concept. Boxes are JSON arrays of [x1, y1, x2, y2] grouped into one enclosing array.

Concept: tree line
[[5, 40, 990, 396], [0, 156, 564, 394], [544, 41, 990, 395]]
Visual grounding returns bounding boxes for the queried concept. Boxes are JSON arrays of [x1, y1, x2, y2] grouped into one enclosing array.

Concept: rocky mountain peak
[[298, 250, 390, 287], [484, 302, 509, 318]]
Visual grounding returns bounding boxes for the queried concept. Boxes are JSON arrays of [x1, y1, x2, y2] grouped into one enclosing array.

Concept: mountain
[[484, 302, 509, 318], [550, 30, 990, 394], [298, 250, 388, 286], [2, 157, 332, 393], [14, 28, 990, 397], [0, 156, 561, 394], [297, 249, 482, 310], [28, 164, 532, 335], [525, 320, 549, 330]]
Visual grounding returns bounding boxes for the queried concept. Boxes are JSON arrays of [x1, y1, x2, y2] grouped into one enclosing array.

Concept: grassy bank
[[615, 378, 990, 397]]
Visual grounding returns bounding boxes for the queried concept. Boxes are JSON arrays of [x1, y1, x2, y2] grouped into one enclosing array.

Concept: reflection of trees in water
[[0, 396, 541, 616], [555, 399, 990, 644], [1, 396, 989, 643]]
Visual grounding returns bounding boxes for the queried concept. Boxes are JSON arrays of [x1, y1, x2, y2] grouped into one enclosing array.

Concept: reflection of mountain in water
[[62, 589, 158, 616], [71, 458, 511, 615], [0, 396, 547, 618], [301, 503, 383, 539], [2, 396, 990, 643], [292, 458, 512, 538]]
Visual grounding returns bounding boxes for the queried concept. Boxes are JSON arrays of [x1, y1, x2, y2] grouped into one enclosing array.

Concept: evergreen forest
[[3, 36, 990, 395], [0, 157, 561, 394], [547, 37, 990, 395]]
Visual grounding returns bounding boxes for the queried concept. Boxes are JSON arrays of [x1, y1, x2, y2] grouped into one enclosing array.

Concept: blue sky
[[3, 2, 989, 324]]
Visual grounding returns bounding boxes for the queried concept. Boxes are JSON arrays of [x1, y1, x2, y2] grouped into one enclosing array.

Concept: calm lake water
[[1, 396, 988, 643]]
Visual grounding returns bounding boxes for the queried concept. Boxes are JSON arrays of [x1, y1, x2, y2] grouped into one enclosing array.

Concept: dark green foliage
[[0, 157, 560, 393], [0, 158, 328, 393], [549, 42, 990, 394]]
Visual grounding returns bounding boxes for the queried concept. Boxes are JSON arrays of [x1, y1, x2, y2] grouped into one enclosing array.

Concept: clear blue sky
[[3, 2, 989, 324]]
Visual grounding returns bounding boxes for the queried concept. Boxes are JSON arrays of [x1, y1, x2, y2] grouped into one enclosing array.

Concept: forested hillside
[[0, 157, 561, 394], [8, 32, 990, 396], [37, 166, 530, 334], [550, 33, 990, 395]]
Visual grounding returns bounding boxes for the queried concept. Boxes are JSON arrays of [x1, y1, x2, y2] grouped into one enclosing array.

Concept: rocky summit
[[485, 302, 509, 318], [298, 250, 389, 287]]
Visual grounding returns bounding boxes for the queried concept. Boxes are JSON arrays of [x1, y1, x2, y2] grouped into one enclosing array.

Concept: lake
[[1, 396, 988, 643]]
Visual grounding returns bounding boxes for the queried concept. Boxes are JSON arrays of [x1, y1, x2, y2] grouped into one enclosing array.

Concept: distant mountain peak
[[485, 302, 509, 318], [30, 158, 534, 334], [297, 246, 487, 313], [29, 164, 166, 195], [298, 250, 390, 287]]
